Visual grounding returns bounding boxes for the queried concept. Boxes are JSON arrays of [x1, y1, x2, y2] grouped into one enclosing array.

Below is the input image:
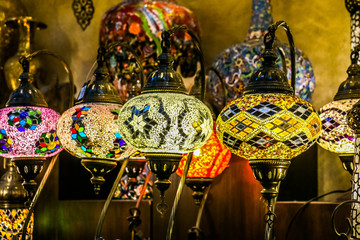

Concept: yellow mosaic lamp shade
[[318, 99, 357, 154], [0, 209, 33, 240], [216, 94, 321, 160], [117, 92, 213, 153]]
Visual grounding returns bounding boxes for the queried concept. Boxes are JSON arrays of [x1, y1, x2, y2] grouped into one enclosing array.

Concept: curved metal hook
[[264, 21, 296, 90], [331, 199, 360, 239]]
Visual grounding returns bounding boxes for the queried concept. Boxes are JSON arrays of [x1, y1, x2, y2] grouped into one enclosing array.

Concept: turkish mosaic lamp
[[99, 0, 200, 100], [57, 48, 127, 194], [0, 162, 33, 240], [0, 58, 62, 196], [318, 47, 360, 175], [216, 21, 321, 240], [117, 29, 213, 205], [208, 0, 315, 116], [176, 123, 231, 205]]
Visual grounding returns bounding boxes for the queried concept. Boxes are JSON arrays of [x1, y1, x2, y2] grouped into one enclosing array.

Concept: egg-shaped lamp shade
[[57, 103, 125, 194], [117, 93, 213, 153], [57, 103, 124, 159], [176, 124, 230, 205], [216, 94, 321, 160], [0, 209, 34, 240], [318, 99, 356, 154], [0, 106, 61, 158]]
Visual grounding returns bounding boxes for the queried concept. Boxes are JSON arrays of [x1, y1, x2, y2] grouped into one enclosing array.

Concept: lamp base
[[146, 153, 182, 197], [249, 159, 291, 240], [339, 154, 354, 175], [11, 157, 46, 199], [185, 178, 213, 206], [125, 158, 147, 179], [81, 158, 118, 195]]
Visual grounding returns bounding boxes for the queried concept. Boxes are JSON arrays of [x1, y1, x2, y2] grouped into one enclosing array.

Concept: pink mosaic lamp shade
[[0, 107, 61, 158]]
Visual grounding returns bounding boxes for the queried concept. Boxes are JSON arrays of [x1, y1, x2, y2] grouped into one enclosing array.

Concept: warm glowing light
[[57, 103, 126, 159], [318, 99, 356, 154], [216, 94, 321, 159], [117, 93, 213, 153], [0, 107, 62, 158], [177, 124, 231, 178]]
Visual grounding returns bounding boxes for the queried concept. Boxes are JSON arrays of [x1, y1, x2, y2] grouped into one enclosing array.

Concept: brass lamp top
[[334, 47, 360, 101], [76, 47, 122, 104], [141, 30, 187, 94], [6, 57, 48, 107]]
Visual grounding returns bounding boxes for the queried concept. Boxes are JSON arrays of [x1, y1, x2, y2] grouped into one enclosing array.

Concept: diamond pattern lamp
[[216, 21, 321, 240], [57, 48, 128, 194], [117, 29, 213, 206], [176, 123, 231, 205]]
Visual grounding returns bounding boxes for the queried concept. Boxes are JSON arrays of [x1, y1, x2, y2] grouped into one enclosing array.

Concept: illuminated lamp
[[318, 46, 360, 175], [216, 21, 321, 240], [117, 28, 213, 212], [0, 162, 33, 240], [177, 124, 230, 205], [57, 47, 133, 194]]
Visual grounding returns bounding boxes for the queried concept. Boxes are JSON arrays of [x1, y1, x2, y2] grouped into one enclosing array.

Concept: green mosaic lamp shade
[[216, 94, 321, 160]]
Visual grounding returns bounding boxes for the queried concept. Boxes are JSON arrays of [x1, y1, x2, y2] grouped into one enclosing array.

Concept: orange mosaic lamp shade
[[177, 125, 231, 179]]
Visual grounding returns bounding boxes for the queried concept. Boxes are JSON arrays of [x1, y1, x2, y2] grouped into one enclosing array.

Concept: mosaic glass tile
[[118, 93, 213, 153], [0, 107, 62, 158], [0, 209, 33, 240], [57, 103, 126, 159], [318, 99, 357, 154], [216, 94, 321, 159]]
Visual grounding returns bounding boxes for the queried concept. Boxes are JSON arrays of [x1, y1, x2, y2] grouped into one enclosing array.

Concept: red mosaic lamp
[[177, 122, 230, 205]]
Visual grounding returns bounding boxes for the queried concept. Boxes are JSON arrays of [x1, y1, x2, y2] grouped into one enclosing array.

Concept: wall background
[[21, 0, 351, 201]]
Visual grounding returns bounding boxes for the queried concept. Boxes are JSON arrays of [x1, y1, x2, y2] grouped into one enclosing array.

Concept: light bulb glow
[[216, 94, 321, 159]]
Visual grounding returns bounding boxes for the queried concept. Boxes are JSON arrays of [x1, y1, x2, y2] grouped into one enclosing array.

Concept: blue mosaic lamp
[[208, 0, 315, 116]]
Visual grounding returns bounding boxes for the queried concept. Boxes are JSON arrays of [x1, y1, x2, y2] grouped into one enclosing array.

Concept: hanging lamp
[[216, 21, 321, 240], [117, 27, 213, 211], [318, 45, 360, 175]]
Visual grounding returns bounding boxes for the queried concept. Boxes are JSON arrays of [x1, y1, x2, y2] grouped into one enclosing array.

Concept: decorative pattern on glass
[[0, 209, 33, 240], [57, 104, 126, 159], [0, 107, 61, 158], [118, 93, 213, 153], [216, 94, 321, 159], [177, 124, 231, 178], [352, 136, 360, 238], [208, 0, 315, 115], [318, 99, 357, 154]]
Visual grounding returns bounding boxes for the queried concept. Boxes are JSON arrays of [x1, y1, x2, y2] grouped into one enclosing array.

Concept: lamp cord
[[20, 154, 59, 240], [26, 49, 75, 108], [94, 159, 129, 240], [166, 152, 193, 240], [285, 187, 351, 240]]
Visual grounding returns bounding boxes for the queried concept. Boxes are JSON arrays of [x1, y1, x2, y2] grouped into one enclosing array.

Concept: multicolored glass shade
[[0, 106, 61, 158], [177, 125, 231, 178], [117, 93, 213, 153], [216, 94, 321, 159], [318, 99, 357, 154], [99, 0, 200, 90], [56, 103, 125, 159], [207, 0, 315, 115], [0, 209, 33, 240]]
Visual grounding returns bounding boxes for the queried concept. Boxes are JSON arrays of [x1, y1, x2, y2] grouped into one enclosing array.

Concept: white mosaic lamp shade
[[57, 103, 125, 159], [117, 92, 213, 154]]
